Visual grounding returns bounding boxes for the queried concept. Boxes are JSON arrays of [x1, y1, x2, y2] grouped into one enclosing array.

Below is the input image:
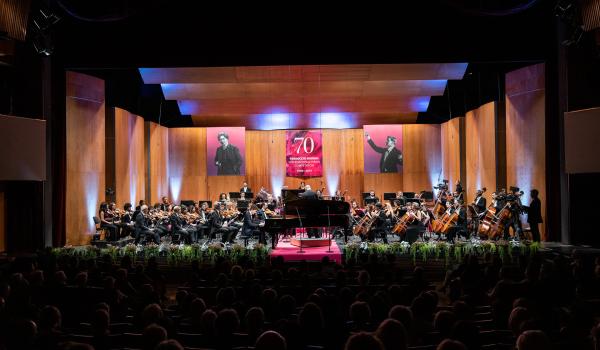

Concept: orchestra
[[97, 180, 540, 246]]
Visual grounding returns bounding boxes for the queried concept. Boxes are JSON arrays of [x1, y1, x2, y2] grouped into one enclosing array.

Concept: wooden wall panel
[[115, 108, 145, 207], [162, 126, 441, 206], [441, 117, 462, 191], [465, 102, 496, 205], [66, 72, 105, 246], [506, 63, 546, 238], [402, 124, 442, 193], [168, 128, 208, 203], [148, 122, 169, 205], [0, 190, 5, 252]]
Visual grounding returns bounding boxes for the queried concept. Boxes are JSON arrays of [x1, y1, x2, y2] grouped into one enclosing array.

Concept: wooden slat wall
[[148, 122, 169, 205], [164, 127, 439, 205], [506, 63, 546, 239], [465, 102, 497, 205], [115, 108, 145, 207], [441, 117, 463, 192], [0, 190, 5, 252], [168, 128, 209, 203], [402, 124, 442, 193], [66, 72, 105, 246]]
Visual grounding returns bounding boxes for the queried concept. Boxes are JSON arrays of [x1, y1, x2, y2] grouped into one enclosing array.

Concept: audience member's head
[[279, 294, 297, 318], [39, 305, 62, 331], [375, 318, 408, 350], [255, 330, 287, 350], [154, 339, 184, 350], [142, 324, 167, 350], [434, 310, 456, 337], [91, 309, 110, 336], [245, 306, 265, 334], [200, 309, 217, 336], [299, 302, 324, 331], [509, 307, 531, 336], [189, 298, 206, 321], [216, 308, 240, 337], [388, 305, 413, 330], [142, 303, 164, 327], [516, 330, 551, 350], [350, 301, 372, 326], [345, 332, 384, 350], [357, 270, 371, 287], [437, 339, 467, 350]]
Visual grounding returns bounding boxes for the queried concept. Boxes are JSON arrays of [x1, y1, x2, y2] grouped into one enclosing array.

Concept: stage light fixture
[[30, 8, 61, 56]]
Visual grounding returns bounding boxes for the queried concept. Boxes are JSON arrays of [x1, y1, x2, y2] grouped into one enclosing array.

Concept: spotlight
[[30, 8, 61, 56]]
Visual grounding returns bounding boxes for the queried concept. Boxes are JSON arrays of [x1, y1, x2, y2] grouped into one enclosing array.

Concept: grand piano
[[264, 189, 350, 249]]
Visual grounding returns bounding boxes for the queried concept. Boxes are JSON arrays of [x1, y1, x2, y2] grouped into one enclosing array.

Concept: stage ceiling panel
[[139, 63, 466, 129]]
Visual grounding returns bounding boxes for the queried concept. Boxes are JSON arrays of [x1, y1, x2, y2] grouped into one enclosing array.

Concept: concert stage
[[270, 239, 342, 263]]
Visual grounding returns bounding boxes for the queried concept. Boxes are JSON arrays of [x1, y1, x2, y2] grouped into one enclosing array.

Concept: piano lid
[[284, 199, 350, 216]]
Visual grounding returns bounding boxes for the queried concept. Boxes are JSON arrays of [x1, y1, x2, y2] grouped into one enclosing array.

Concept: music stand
[[404, 192, 416, 199], [361, 192, 370, 199], [180, 200, 195, 207], [198, 200, 212, 208], [364, 198, 378, 205], [245, 192, 254, 199], [229, 192, 241, 200], [237, 200, 249, 210], [383, 193, 396, 200]]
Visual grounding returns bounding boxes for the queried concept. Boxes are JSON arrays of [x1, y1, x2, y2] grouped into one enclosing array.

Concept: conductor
[[299, 185, 320, 237]]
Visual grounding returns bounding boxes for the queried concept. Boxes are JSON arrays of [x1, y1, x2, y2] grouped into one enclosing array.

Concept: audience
[[0, 248, 599, 350]]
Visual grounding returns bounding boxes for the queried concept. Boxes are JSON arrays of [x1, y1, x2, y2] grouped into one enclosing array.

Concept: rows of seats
[[1, 249, 600, 349]]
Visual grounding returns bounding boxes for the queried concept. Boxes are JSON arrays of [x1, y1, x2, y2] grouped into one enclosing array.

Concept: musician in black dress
[[99, 202, 119, 241], [134, 205, 160, 244], [527, 189, 543, 242], [368, 203, 388, 243]]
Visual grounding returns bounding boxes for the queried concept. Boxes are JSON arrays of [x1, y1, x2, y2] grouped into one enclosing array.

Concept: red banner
[[286, 130, 322, 177]]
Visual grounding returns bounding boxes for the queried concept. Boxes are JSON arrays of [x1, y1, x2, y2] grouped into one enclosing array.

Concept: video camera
[[433, 179, 449, 190]]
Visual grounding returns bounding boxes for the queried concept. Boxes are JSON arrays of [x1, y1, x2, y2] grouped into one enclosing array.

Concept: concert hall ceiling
[[140, 63, 467, 129]]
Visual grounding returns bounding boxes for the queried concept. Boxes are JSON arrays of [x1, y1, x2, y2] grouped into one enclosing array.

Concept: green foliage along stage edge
[[49, 240, 540, 267]]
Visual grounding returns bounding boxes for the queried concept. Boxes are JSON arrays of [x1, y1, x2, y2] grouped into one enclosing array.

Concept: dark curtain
[[51, 64, 66, 247], [1, 181, 44, 252]]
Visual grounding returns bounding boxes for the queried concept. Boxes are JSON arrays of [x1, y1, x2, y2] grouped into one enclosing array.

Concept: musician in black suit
[[527, 189, 543, 242], [455, 180, 464, 203], [473, 189, 487, 213], [210, 203, 238, 243], [240, 182, 252, 194], [365, 190, 379, 204], [299, 185, 320, 238], [394, 191, 406, 207], [159, 197, 171, 212], [134, 205, 160, 244], [214, 131, 242, 175], [365, 132, 403, 173], [120, 203, 135, 238], [170, 206, 195, 244], [242, 205, 266, 244], [299, 185, 318, 200]]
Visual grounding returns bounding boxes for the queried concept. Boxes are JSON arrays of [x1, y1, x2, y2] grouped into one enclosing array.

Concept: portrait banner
[[363, 124, 403, 174], [286, 130, 323, 177], [206, 127, 246, 176]]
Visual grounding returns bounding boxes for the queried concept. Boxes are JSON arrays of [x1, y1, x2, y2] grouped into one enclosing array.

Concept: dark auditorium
[[1, 1, 600, 350]]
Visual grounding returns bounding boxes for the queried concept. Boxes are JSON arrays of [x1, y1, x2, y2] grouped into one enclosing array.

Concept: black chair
[[92, 216, 107, 241]]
